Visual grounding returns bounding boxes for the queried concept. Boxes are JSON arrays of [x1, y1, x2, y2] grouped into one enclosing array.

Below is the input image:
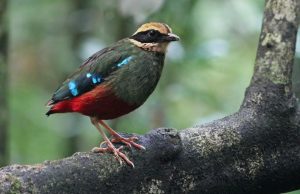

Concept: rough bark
[[1, 0, 300, 193], [0, 0, 9, 167]]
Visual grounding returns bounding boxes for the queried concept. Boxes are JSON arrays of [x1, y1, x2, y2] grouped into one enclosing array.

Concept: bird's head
[[129, 22, 180, 53]]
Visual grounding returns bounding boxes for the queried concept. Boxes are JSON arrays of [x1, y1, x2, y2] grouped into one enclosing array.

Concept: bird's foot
[[111, 135, 146, 150], [92, 145, 134, 168]]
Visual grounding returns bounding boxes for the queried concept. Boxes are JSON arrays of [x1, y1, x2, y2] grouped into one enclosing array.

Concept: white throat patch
[[129, 39, 169, 53]]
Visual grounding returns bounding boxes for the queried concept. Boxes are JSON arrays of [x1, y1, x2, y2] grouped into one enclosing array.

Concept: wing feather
[[48, 39, 133, 105]]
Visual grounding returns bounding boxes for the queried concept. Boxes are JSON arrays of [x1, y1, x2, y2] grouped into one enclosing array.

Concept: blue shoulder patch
[[117, 56, 133, 68]]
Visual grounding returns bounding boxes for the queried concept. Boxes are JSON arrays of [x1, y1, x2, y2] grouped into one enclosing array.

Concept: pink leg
[[90, 117, 134, 167], [98, 120, 146, 150]]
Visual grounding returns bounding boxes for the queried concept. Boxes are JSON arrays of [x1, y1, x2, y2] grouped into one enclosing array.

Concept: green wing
[[48, 39, 134, 105]]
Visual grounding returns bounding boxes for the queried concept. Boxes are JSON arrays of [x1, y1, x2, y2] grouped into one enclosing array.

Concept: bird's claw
[[95, 134, 144, 168], [92, 145, 134, 168], [99, 136, 145, 150], [111, 136, 146, 150]]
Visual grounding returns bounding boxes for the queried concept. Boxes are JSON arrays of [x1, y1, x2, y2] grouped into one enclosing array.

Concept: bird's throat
[[129, 39, 169, 53]]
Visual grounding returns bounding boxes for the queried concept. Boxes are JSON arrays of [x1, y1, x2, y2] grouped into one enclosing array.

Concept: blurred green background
[[2, 0, 300, 192]]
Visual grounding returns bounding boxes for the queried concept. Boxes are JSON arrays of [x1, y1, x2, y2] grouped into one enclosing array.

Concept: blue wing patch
[[53, 56, 134, 100], [86, 73, 92, 78], [68, 73, 103, 97], [92, 75, 102, 84], [68, 81, 79, 96]]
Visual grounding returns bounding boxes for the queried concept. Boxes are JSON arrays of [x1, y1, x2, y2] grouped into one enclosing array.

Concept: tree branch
[[243, 0, 299, 111], [1, 0, 300, 193], [252, 0, 299, 85]]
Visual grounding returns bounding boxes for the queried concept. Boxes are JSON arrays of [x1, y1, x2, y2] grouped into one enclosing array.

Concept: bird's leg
[[90, 117, 134, 167], [98, 120, 146, 150]]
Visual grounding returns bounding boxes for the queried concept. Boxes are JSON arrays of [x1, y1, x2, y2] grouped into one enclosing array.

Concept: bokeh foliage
[[8, 0, 259, 162], [6, 1, 300, 192]]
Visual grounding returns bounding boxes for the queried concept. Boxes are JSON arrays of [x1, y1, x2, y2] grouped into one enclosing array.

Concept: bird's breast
[[107, 51, 165, 106]]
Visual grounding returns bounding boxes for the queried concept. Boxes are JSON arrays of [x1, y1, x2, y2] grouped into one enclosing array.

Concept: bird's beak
[[165, 33, 180, 41]]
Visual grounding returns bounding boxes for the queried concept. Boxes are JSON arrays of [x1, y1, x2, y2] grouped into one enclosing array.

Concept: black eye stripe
[[148, 30, 158, 37], [130, 30, 167, 43], [137, 30, 161, 37]]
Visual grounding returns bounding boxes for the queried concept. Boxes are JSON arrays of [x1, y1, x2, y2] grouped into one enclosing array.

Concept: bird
[[46, 22, 180, 167]]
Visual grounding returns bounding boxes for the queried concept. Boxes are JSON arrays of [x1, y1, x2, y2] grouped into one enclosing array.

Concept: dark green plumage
[[105, 40, 165, 105], [49, 38, 165, 107]]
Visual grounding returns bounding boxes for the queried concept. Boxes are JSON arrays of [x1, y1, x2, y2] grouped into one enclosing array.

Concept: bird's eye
[[148, 30, 157, 37]]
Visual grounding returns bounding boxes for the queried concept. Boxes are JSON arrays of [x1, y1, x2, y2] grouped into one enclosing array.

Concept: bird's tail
[[45, 100, 71, 116], [45, 109, 53, 116], [45, 99, 55, 116]]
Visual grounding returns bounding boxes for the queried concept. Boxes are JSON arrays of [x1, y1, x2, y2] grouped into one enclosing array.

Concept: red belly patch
[[47, 85, 137, 120]]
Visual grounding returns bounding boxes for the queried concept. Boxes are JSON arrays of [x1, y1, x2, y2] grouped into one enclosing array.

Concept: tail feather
[[46, 109, 53, 116], [45, 99, 55, 116], [45, 100, 71, 116], [46, 99, 55, 107]]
